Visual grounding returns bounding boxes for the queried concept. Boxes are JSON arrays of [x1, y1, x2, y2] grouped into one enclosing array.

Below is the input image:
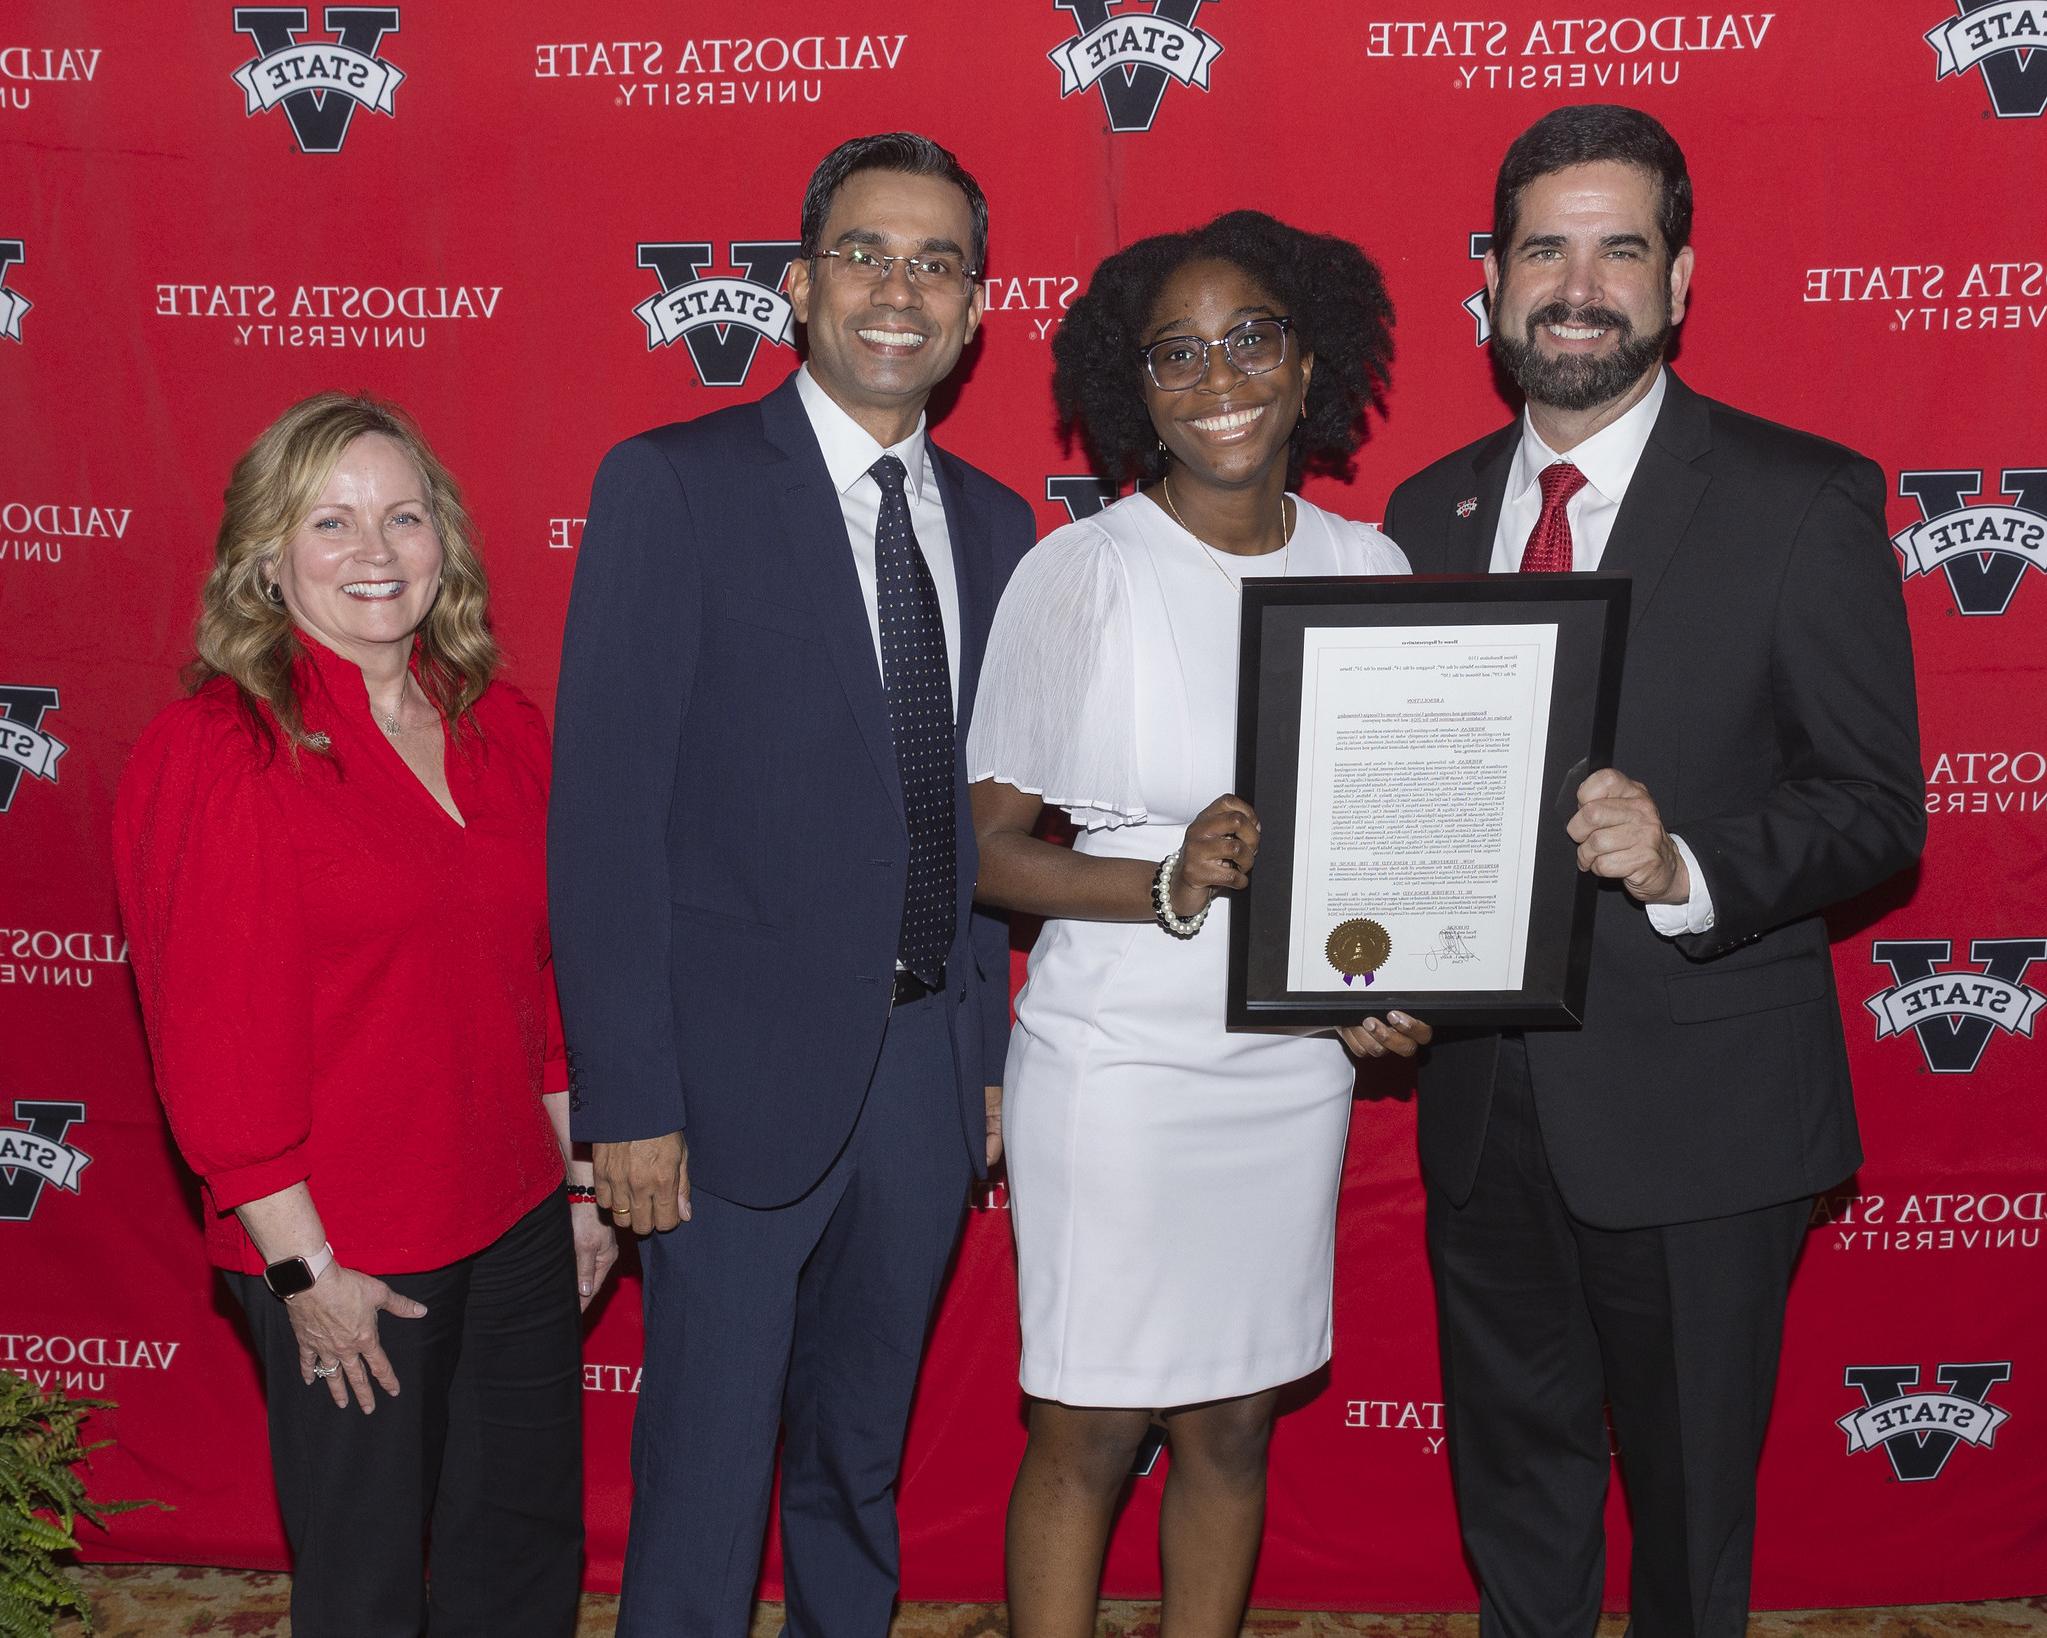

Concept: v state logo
[[0, 240, 29, 342], [1839, 1362, 2013, 1481], [1925, 1, 2047, 118], [1867, 937, 2047, 1073], [1894, 466, 2047, 616], [231, 6, 404, 154], [1464, 232, 1493, 345], [1046, 475, 1117, 523], [1048, 0, 1222, 132], [0, 1101, 90, 1223], [633, 240, 801, 388], [0, 686, 64, 812]]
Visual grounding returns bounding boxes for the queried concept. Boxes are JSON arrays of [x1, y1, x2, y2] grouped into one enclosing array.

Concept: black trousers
[[1426, 1037, 1809, 1638], [229, 1190, 583, 1638]]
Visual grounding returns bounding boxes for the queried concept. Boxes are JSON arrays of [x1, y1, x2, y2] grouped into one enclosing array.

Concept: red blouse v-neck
[[114, 636, 568, 1275]]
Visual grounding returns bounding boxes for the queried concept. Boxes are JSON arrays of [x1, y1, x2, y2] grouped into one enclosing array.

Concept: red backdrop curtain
[[4, 0, 2043, 1608]]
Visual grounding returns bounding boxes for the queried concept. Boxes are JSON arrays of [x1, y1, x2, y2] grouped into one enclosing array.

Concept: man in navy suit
[[549, 132, 1033, 1635]]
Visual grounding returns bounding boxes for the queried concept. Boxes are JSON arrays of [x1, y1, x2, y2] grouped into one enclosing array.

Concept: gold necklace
[[1159, 473, 1294, 591]]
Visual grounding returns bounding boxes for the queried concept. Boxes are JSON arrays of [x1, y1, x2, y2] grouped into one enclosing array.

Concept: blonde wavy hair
[[190, 392, 499, 753]]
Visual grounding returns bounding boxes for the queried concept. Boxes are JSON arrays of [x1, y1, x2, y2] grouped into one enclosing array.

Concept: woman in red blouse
[[114, 392, 616, 1638]]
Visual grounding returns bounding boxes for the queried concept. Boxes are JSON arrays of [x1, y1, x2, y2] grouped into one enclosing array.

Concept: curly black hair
[[1052, 210, 1395, 487]]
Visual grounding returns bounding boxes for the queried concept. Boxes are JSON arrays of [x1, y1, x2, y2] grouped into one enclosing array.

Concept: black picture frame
[[1227, 573, 1630, 1031]]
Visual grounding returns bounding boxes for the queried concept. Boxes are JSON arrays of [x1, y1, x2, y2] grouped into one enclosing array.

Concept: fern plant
[[0, 1370, 157, 1637]]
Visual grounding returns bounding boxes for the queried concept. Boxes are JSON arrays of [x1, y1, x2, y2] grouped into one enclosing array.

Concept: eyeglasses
[[1139, 316, 1294, 392], [811, 246, 980, 299]]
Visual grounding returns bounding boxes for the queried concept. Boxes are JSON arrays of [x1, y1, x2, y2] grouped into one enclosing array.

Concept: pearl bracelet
[[1151, 848, 1211, 939]]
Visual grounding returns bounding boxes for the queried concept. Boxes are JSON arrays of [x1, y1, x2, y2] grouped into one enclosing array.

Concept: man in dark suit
[[1382, 105, 1923, 1637], [548, 133, 1032, 1635]]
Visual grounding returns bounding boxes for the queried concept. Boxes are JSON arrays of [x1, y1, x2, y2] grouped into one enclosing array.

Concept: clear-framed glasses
[[1139, 316, 1295, 392], [811, 245, 980, 299]]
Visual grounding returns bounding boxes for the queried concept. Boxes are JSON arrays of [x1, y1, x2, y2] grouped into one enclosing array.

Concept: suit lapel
[[758, 379, 905, 821], [929, 446, 989, 736], [1600, 371, 1712, 633], [927, 442, 991, 936], [1461, 427, 1518, 572]]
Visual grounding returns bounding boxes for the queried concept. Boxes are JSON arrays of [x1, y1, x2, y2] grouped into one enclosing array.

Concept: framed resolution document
[[1228, 574, 1629, 1030]]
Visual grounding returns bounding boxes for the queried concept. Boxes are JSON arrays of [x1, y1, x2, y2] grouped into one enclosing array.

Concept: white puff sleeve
[[1341, 515, 1413, 576], [967, 522, 1146, 830]]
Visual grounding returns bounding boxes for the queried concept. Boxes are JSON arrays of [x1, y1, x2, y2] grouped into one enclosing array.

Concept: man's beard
[[1491, 299, 1669, 413]]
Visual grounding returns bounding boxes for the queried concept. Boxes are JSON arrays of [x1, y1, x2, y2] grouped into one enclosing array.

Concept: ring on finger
[[311, 1362, 340, 1378], [611, 1205, 632, 1218]]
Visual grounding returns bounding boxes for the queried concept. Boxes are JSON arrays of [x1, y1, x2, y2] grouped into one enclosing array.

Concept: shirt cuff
[[204, 1147, 312, 1212], [1645, 835, 1715, 938]]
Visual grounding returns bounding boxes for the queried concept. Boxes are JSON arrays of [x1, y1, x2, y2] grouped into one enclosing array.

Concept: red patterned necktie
[[1518, 461, 1588, 574]]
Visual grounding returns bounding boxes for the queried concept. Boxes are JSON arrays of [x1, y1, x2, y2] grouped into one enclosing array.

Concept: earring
[[265, 581, 284, 606]]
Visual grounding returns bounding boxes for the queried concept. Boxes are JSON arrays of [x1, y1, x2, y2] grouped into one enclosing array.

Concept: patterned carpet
[[58, 1565, 2047, 1637]]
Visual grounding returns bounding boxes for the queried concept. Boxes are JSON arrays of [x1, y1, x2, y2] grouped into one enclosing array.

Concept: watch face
[[264, 1256, 316, 1299]]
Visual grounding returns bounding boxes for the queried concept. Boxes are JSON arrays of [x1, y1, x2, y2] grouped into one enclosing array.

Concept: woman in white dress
[[968, 212, 1432, 1635]]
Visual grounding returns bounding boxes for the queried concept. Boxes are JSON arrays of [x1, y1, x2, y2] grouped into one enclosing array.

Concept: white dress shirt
[[1487, 369, 1714, 936], [794, 364, 961, 709]]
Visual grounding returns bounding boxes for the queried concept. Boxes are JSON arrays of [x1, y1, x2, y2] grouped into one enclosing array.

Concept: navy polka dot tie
[[870, 454, 956, 986]]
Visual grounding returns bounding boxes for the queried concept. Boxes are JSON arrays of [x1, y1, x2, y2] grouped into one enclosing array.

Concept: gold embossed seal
[[1326, 917, 1392, 977]]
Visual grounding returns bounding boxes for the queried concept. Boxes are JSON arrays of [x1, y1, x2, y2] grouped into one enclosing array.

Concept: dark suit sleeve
[[970, 905, 1012, 1087], [549, 437, 701, 1141], [1381, 482, 1411, 553], [971, 488, 1038, 1086], [1672, 455, 1925, 958]]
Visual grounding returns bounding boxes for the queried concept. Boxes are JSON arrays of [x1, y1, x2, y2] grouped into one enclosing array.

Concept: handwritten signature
[[1423, 932, 1478, 971]]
